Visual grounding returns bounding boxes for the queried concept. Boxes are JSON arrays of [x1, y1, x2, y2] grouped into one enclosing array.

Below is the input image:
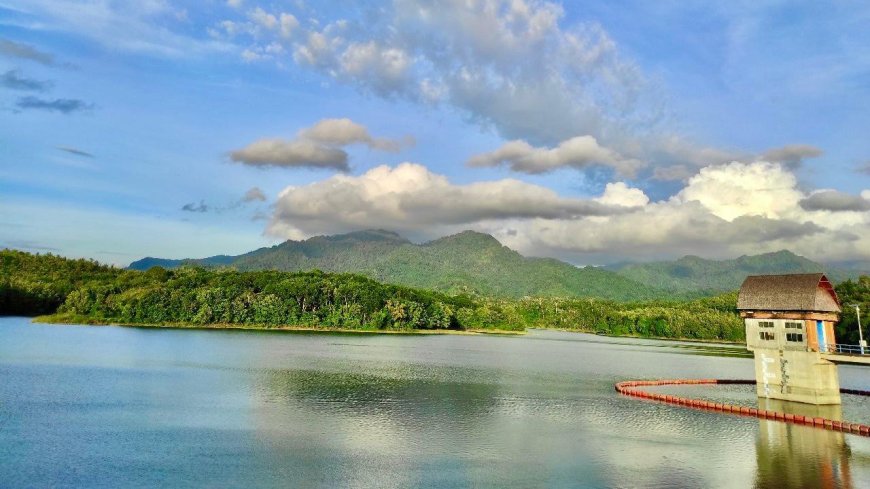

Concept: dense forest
[[130, 229, 867, 301], [4, 249, 867, 343], [129, 230, 676, 301]]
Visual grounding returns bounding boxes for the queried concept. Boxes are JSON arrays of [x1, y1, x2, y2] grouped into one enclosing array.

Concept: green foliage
[[835, 277, 870, 344], [5, 249, 750, 341], [0, 249, 123, 315], [611, 250, 861, 294], [456, 293, 745, 341], [129, 230, 674, 301]]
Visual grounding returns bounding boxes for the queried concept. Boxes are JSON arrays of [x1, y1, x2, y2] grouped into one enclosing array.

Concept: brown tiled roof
[[737, 273, 841, 312]]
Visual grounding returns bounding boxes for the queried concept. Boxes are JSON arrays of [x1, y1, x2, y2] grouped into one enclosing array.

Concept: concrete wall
[[753, 348, 841, 405], [744, 315, 838, 353], [745, 318, 809, 351]]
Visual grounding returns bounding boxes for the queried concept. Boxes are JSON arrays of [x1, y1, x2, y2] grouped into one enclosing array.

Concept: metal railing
[[823, 344, 869, 355]]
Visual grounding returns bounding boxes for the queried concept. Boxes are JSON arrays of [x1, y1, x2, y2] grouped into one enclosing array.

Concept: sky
[[1, 0, 869, 267]]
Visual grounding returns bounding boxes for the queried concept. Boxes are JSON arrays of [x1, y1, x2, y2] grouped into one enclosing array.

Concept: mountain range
[[129, 229, 863, 301], [606, 251, 859, 295]]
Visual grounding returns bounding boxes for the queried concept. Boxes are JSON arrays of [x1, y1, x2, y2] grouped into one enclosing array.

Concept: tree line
[[12, 249, 868, 343]]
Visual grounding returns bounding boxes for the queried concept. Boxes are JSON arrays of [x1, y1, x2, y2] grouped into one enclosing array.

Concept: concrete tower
[[737, 274, 842, 405]]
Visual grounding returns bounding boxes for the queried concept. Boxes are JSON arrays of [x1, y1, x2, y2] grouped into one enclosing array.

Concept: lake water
[[1, 317, 868, 488]]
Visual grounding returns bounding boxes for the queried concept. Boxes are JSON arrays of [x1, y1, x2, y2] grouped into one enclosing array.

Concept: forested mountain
[[130, 230, 669, 301], [2, 249, 747, 340], [609, 250, 861, 294], [7, 249, 865, 344]]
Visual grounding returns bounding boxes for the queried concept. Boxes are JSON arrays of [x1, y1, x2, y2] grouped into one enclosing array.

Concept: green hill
[[609, 250, 859, 294], [129, 230, 668, 301]]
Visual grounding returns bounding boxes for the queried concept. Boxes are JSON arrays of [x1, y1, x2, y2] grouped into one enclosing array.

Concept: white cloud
[[299, 118, 411, 151], [468, 136, 643, 177], [267, 163, 626, 239], [674, 161, 802, 221], [264, 160, 870, 263], [229, 118, 411, 171], [216, 1, 837, 180], [249, 7, 278, 30], [596, 182, 649, 207], [279, 13, 299, 38], [231, 0, 660, 149], [230, 139, 350, 171], [338, 41, 412, 96]]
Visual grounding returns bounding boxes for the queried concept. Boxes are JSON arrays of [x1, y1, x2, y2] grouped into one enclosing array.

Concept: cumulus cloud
[[507, 161, 868, 262], [596, 182, 650, 207], [468, 136, 643, 177], [0, 38, 54, 65], [15, 96, 93, 114], [229, 118, 410, 171], [263, 160, 870, 264], [674, 161, 802, 221], [267, 162, 627, 238], [799, 190, 870, 212], [1, 70, 52, 91]]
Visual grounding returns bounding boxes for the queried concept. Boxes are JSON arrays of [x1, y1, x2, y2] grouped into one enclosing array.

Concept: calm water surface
[[1, 317, 868, 488]]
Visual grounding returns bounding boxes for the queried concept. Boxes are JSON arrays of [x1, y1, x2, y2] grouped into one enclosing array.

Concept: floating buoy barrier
[[615, 379, 870, 437]]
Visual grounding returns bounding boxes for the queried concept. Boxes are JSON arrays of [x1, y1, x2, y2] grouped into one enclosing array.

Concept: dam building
[[738, 273, 843, 405]]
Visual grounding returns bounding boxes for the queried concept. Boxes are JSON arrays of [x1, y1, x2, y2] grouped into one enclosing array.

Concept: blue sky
[[1, 0, 868, 266]]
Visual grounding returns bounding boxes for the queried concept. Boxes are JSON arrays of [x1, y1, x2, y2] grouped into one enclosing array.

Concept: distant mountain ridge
[[129, 230, 864, 300], [130, 230, 668, 301], [608, 250, 862, 294]]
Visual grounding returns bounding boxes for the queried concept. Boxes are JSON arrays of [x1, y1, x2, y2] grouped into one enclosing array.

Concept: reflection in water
[[252, 369, 504, 488], [755, 399, 852, 489], [1, 318, 869, 488]]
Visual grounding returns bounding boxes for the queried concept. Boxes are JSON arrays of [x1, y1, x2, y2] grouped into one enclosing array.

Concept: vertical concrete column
[[753, 348, 841, 405]]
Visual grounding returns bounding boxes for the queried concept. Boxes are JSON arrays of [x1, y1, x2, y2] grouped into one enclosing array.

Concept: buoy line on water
[[615, 379, 870, 437]]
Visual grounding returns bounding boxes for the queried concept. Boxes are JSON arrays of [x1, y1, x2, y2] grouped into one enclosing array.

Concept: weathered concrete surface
[[753, 349, 841, 405]]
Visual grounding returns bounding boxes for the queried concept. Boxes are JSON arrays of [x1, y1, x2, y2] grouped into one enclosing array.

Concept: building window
[[759, 331, 775, 341], [786, 333, 804, 343], [758, 321, 775, 341], [785, 321, 803, 330]]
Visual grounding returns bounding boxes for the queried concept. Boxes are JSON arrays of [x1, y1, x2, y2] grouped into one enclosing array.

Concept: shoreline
[[31, 314, 526, 336], [30, 314, 746, 344], [587, 330, 744, 346]]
